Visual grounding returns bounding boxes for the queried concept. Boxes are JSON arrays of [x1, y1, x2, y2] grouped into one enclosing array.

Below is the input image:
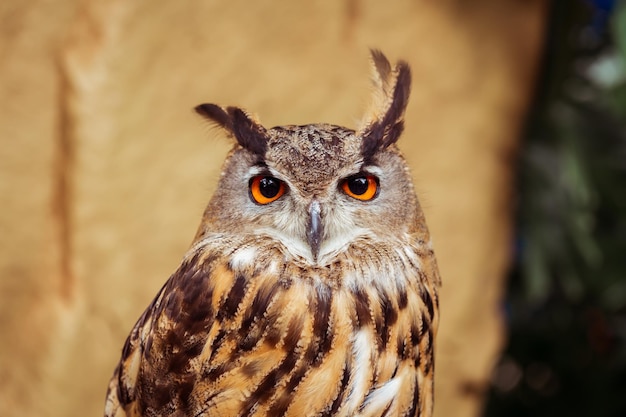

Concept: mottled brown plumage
[[105, 50, 441, 417]]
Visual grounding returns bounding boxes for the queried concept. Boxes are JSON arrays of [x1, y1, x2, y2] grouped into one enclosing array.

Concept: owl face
[[196, 50, 416, 266], [203, 122, 418, 266]]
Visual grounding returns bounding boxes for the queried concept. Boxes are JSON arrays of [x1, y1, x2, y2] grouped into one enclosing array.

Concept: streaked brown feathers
[[106, 237, 439, 416]]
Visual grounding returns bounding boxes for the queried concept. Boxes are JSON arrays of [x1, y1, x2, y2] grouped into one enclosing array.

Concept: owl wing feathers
[[105, 281, 171, 417], [105, 238, 438, 417]]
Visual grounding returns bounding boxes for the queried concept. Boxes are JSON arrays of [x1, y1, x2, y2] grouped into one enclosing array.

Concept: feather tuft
[[195, 103, 268, 156], [358, 50, 412, 161]]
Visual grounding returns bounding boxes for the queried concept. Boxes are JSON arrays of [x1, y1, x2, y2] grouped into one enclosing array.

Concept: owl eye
[[341, 174, 379, 201], [249, 175, 286, 204]]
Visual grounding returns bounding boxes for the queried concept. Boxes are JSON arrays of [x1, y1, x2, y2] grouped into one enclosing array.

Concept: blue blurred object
[[587, 0, 616, 34]]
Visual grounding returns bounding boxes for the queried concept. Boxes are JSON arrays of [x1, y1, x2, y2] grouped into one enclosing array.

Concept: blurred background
[[0, 0, 624, 416], [485, 1, 626, 416]]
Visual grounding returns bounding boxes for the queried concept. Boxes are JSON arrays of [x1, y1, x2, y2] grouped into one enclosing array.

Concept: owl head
[[194, 50, 423, 266]]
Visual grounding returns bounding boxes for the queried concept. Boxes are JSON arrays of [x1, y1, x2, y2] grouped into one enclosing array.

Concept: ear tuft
[[195, 103, 233, 130], [358, 50, 412, 160], [195, 103, 268, 156]]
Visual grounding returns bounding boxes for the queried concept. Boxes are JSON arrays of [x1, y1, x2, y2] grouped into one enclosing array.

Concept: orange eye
[[249, 175, 286, 205], [341, 174, 378, 201]]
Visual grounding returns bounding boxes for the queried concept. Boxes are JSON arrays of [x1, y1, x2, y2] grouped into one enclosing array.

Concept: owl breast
[[116, 234, 438, 417]]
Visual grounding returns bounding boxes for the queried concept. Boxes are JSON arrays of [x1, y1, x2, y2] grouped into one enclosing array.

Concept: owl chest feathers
[[122, 234, 438, 417]]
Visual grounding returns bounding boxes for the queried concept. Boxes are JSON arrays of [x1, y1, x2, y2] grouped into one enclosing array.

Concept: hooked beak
[[306, 200, 322, 261]]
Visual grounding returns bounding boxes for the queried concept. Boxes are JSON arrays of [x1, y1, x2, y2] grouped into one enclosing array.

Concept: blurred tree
[[484, 0, 626, 416]]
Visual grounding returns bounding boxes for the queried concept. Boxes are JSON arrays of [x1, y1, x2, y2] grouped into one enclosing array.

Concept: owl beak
[[306, 200, 322, 261]]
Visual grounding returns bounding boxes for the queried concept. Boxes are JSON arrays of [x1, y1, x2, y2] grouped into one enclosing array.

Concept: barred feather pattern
[[105, 232, 439, 417]]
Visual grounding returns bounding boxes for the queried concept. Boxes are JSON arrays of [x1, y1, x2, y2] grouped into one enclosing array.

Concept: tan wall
[[0, 1, 546, 416]]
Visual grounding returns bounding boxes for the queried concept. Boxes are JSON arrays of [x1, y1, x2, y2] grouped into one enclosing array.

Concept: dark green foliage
[[484, 1, 626, 416]]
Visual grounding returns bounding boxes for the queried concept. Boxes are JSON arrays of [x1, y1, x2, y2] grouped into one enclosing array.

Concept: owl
[[104, 50, 441, 417]]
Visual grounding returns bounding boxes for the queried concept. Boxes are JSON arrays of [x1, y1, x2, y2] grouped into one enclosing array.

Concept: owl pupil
[[259, 177, 281, 198], [348, 177, 369, 195]]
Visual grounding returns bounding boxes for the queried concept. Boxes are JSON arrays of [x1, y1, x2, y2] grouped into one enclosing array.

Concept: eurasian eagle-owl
[[105, 50, 441, 417]]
